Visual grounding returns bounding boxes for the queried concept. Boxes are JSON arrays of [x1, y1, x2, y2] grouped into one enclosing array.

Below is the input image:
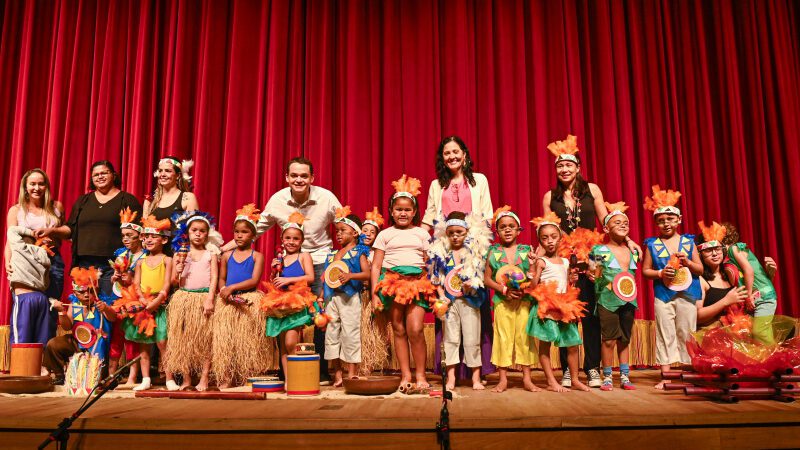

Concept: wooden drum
[[10, 343, 43, 376], [286, 354, 320, 396]]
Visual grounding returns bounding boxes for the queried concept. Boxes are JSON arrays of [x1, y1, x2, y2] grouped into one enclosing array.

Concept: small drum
[[252, 380, 285, 393], [286, 354, 320, 396], [247, 376, 279, 387], [10, 343, 43, 376], [295, 343, 316, 355]]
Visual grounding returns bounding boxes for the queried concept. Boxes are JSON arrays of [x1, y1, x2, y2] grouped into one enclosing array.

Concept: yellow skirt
[[491, 299, 538, 368]]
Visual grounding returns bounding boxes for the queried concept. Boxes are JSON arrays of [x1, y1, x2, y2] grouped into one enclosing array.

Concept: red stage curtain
[[2, 0, 799, 324]]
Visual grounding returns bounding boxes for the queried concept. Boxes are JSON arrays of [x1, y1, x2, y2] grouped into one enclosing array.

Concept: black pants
[[559, 274, 600, 375]]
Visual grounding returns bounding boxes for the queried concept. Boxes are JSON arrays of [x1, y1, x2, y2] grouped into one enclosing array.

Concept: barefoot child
[[428, 211, 492, 390], [526, 212, 590, 392], [641, 186, 703, 388], [262, 212, 318, 373], [590, 202, 639, 391], [372, 175, 436, 392], [108, 208, 145, 386], [484, 206, 539, 393], [127, 216, 173, 391], [165, 212, 220, 391], [214, 205, 274, 388], [321, 207, 370, 386]]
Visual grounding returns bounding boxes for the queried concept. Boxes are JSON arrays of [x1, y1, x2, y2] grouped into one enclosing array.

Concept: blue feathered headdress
[[171, 211, 217, 253]]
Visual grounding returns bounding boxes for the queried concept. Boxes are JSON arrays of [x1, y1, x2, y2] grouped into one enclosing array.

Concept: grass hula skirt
[[261, 282, 316, 337], [359, 290, 391, 375], [212, 290, 275, 385], [525, 281, 587, 348], [374, 266, 436, 312], [163, 288, 214, 375]]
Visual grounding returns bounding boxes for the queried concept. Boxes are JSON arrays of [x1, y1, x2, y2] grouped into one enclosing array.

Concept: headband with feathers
[[697, 220, 727, 250], [531, 211, 562, 233], [234, 203, 261, 227], [547, 134, 580, 163], [142, 215, 171, 235], [119, 208, 142, 233], [364, 207, 385, 228], [334, 206, 361, 234], [493, 205, 521, 227], [603, 201, 629, 226], [71, 266, 99, 291], [171, 211, 217, 253], [282, 211, 306, 233], [391, 174, 422, 201], [643, 184, 682, 216], [156, 158, 194, 182]]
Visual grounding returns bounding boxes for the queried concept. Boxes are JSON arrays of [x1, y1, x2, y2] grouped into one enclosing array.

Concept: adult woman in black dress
[[541, 137, 641, 388], [65, 161, 141, 296]]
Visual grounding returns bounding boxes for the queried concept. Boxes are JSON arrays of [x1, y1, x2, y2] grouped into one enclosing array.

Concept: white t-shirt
[[373, 226, 430, 269]]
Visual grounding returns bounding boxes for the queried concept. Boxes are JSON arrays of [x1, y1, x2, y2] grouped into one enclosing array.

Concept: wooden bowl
[[343, 376, 401, 395], [0, 375, 54, 394]]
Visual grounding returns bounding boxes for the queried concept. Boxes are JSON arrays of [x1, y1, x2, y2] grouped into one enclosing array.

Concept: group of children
[[10, 176, 779, 394]]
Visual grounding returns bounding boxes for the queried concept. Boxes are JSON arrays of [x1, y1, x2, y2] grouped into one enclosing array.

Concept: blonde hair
[[17, 169, 60, 226], [145, 158, 191, 216]]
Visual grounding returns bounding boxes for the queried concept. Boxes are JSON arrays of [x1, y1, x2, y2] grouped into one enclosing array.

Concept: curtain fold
[[2, 0, 799, 324]]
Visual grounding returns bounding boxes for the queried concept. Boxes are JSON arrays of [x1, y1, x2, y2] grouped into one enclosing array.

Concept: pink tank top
[[180, 251, 212, 290], [441, 180, 472, 219], [17, 207, 59, 230]]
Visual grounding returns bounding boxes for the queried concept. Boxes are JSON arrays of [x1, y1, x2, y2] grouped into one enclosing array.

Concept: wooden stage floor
[[1, 370, 799, 449]]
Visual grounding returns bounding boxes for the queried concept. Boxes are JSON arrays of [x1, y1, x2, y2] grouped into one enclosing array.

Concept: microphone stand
[[435, 332, 452, 450], [38, 355, 142, 450]]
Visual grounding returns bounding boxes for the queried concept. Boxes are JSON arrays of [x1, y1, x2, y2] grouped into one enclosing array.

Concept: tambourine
[[444, 265, 464, 297], [612, 272, 637, 301], [495, 264, 525, 285], [324, 261, 349, 289], [112, 282, 123, 298], [667, 266, 692, 291], [72, 321, 99, 349]]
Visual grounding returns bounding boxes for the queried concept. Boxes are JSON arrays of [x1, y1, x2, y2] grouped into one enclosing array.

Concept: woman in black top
[[541, 139, 641, 388], [695, 234, 748, 328], [65, 161, 141, 296]]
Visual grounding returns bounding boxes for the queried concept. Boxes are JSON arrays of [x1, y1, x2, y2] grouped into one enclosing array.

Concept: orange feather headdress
[[603, 201, 630, 226], [531, 211, 562, 234], [334, 206, 361, 233], [70, 266, 99, 293], [234, 203, 261, 227], [364, 207, 385, 229], [391, 175, 422, 202], [558, 227, 605, 263], [281, 211, 306, 234], [493, 205, 520, 227], [119, 207, 143, 233], [547, 134, 580, 164], [643, 185, 682, 217], [697, 220, 727, 250], [142, 215, 171, 235]]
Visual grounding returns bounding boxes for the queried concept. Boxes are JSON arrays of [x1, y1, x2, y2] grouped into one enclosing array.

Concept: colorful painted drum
[[246, 376, 279, 387], [286, 354, 320, 395], [252, 380, 285, 393], [10, 343, 43, 376]]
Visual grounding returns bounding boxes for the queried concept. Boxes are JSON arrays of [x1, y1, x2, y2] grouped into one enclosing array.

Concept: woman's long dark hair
[[436, 136, 476, 189], [550, 154, 590, 200]]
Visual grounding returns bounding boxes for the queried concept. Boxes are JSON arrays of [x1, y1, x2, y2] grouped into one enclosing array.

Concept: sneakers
[[600, 375, 613, 391], [587, 368, 602, 388], [561, 369, 572, 388], [620, 374, 636, 390]]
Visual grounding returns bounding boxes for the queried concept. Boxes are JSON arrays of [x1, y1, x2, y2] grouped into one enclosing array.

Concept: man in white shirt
[[249, 157, 341, 383]]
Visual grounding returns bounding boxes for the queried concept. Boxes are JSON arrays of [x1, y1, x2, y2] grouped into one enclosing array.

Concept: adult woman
[[66, 161, 141, 296], [422, 136, 494, 379], [142, 156, 198, 223], [541, 134, 641, 388], [5, 169, 67, 338], [694, 235, 748, 328]]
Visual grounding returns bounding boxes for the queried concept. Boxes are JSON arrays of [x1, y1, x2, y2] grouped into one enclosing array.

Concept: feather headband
[[493, 205, 521, 227], [643, 184, 682, 217], [155, 158, 194, 182], [282, 211, 306, 233], [363, 207, 385, 229], [334, 206, 361, 234], [698, 220, 727, 250], [70, 266, 99, 292], [119, 207, 143, 233], [391, 174, 422, 202], [142, 215, 171, 235], [171, 211, 216, 253], [603, 201, 629, 226], [234, 203, 261, 228], [531, 211, 562, 233], [547, 134, 580, 164]]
